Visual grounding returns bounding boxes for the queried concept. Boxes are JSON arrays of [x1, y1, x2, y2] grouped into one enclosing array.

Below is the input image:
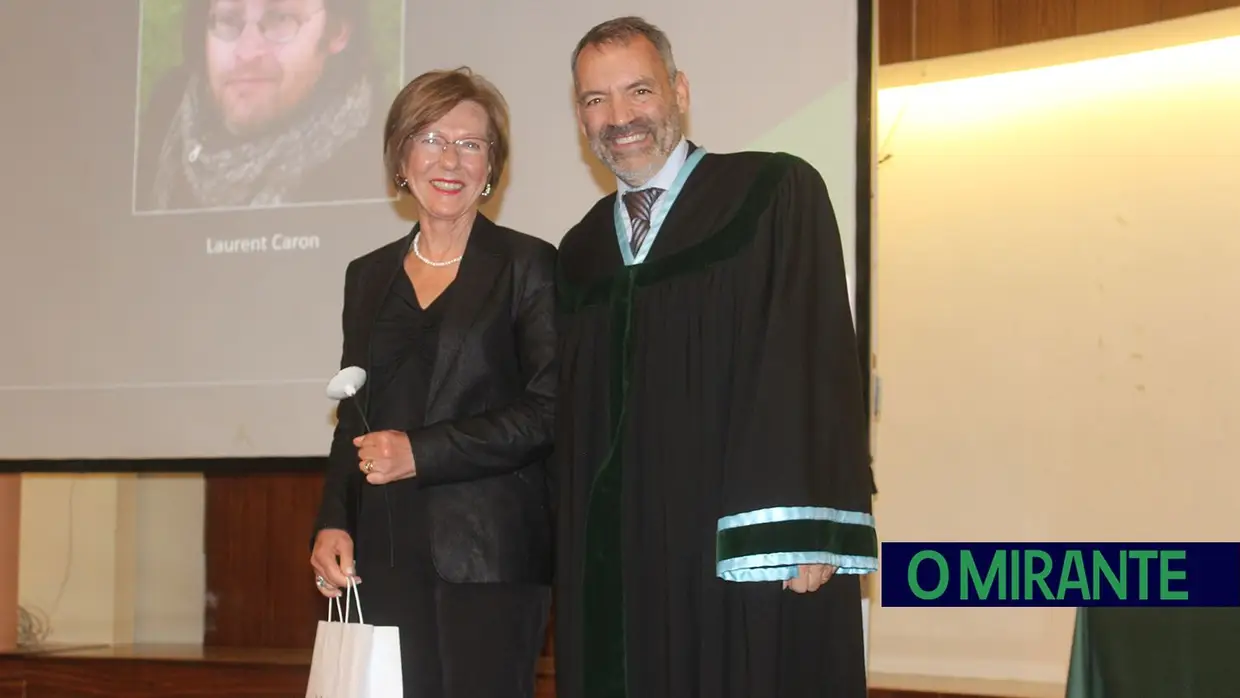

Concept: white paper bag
[[364, 624, 403, 696], [305, 579, 402, 698], [306, 595, 345, 698]]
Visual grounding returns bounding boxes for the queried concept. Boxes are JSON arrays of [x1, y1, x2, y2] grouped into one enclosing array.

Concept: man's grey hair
[[570, 16, 678, 83]]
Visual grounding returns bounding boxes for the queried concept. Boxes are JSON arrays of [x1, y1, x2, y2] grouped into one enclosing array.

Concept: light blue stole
[[612, 147, 707, 266]]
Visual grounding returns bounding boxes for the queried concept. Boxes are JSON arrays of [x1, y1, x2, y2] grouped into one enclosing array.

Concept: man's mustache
[[224, 65, 282, 83], [598, 119, 656, 143]]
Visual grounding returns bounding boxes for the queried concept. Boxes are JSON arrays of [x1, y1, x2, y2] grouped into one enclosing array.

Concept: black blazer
[[314, 214, 557, 585]]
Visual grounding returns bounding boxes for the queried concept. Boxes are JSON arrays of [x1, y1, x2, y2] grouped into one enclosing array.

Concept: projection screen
[[0, 0, 872, 462]]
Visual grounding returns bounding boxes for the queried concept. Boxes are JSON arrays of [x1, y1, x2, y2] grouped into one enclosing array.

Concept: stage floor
[[0, 644, 315, 698], [0, 643, 556, 698], [0, 643, 1029, 698]]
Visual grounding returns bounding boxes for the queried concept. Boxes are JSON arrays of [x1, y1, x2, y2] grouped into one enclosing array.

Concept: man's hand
[[354, 430, 416, 485], [784, 563, 836, 593]]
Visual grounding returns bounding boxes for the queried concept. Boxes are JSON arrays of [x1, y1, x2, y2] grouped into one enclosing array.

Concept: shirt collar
[[616, 138, 690, 195]]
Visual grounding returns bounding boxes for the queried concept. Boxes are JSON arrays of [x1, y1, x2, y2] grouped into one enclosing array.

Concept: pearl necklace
[[412, 231, 463, 267]]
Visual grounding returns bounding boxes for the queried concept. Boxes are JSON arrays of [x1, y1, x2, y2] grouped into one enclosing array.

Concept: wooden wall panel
[[878, 0, 1240, 64], [879, 1, 917, 64], [916, 0, 1002, 60], [204, 473, 324, 649], [1074, 0, 1240, 34], [0, 477, 19, 653]]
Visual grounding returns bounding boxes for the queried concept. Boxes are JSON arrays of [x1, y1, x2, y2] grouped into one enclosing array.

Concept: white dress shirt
[[616, 138, 690, 246]]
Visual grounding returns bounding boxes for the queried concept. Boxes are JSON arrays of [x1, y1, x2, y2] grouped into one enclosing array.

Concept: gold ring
[[363, 460, 374, 473]]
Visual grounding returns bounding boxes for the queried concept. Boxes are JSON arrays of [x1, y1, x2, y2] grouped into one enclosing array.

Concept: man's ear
[[325, 20, 352, 54], [673, 71, 691, 114]]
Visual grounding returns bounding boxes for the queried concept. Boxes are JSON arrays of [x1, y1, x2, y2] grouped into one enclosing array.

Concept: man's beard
[[213, 61, 288, 136], [590, 111, 682, 187]]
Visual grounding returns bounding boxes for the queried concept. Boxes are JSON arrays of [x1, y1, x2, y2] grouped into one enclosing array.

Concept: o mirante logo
[[881, 542, 1240, 607]]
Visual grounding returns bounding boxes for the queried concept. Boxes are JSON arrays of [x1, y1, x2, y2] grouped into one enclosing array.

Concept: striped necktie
[[623, 187, 665, 254]]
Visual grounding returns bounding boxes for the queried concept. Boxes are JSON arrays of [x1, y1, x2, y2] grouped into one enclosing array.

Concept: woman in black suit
[[309, 67, 555, 698]]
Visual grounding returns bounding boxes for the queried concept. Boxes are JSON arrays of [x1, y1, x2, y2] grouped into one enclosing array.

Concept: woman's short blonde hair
[[383, 67, 511, 192]]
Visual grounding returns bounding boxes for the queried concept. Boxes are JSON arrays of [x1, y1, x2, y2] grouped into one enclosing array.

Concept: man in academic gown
[[553, 15, 880, 698]]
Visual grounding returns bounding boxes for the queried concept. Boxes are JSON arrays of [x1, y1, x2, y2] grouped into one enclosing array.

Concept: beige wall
[[17, 474, 204, 646], [868, 9, 1240, 690]]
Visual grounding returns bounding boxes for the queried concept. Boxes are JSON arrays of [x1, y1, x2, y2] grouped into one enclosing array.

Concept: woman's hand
[[354, 430, 417, 485], [310, 528, 356, 598]]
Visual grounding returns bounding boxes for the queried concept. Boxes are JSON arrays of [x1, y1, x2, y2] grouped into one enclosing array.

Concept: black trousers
[[355, 567, 550, 698], [354, 487, 549, 698]]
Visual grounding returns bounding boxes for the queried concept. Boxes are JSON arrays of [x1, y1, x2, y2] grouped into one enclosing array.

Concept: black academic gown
[[553, 146, 879, 698]]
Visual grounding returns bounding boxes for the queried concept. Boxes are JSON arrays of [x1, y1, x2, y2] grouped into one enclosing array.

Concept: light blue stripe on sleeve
[[715, 505, 878, 582], [717, 505, 876, 531]]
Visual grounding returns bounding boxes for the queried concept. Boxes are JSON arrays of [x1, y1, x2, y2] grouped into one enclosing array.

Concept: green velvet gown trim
[[715, 517, 877, 566]]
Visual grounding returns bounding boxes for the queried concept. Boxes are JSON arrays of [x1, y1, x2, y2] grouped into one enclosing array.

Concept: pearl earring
[[482, 183, 493, 197]]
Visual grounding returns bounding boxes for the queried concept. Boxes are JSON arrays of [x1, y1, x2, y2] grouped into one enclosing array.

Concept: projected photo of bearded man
[[208, 0, 345, 135], [134, 0, 388, 211]]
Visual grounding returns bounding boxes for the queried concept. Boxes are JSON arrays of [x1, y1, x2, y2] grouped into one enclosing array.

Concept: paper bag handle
[[321, 576, 365, 624], [326, 593, 343, 622], [344, 576, 365, 624]]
